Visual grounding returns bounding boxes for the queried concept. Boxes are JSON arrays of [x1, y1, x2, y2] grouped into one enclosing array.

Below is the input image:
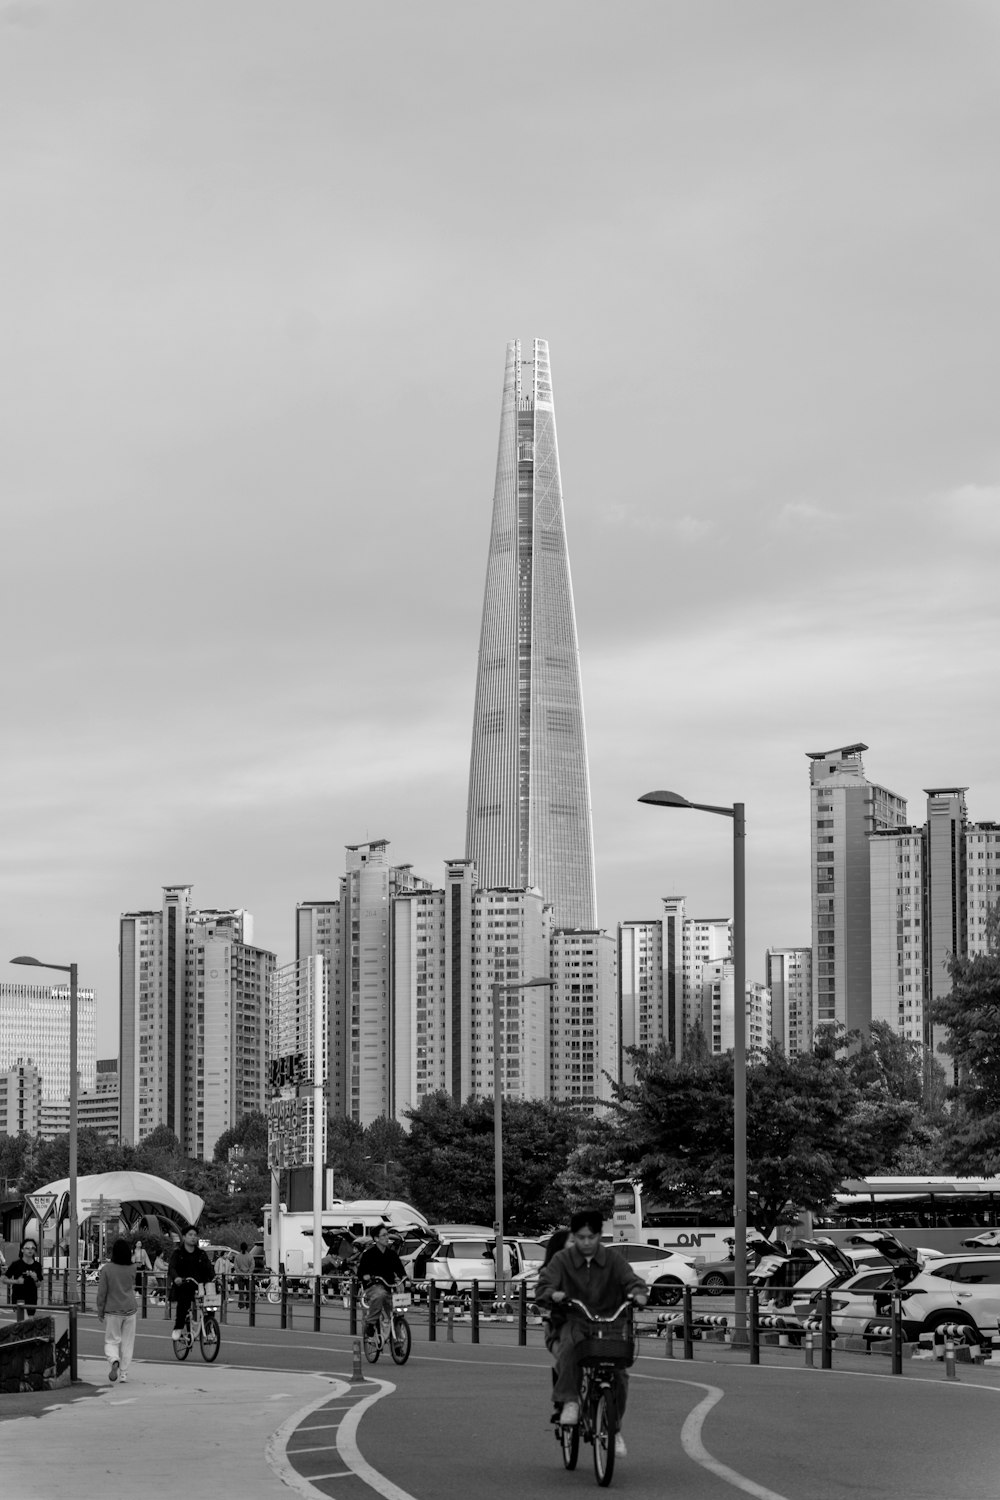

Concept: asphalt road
[[70, 1304, 1000, 1500]]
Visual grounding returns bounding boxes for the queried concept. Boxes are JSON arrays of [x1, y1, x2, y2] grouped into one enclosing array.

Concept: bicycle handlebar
[[565, 1298, 637, 1321]]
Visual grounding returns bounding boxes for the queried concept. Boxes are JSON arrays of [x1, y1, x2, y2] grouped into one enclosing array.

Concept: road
[[70, 1302, 1000, 1499]]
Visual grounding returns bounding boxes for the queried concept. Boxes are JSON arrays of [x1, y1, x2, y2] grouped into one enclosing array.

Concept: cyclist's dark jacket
[[166, 1244, 215, 1298], [535, 1243, 645, 1319], [357, 1244, 406, 1285]]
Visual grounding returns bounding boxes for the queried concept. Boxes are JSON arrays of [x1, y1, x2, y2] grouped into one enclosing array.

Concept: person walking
[[4, 1240, 43, 1321], [97, 1238, 139, 1383]]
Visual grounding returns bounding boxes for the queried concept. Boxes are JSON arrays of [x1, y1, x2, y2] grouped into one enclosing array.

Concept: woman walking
[[97, 1238, 138, 1383]]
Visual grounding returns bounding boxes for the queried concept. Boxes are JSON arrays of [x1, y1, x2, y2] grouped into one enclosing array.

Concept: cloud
[[935, 483, 1000, 540], [772, 501, 838, 532]]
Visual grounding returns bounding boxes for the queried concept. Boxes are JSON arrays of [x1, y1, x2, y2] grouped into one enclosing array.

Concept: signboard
[[267, 1095, 316, 1170], [268, 1052, 310, 1093], [83, 1197, 122, 1223], [25, 1192, 57, 1224]]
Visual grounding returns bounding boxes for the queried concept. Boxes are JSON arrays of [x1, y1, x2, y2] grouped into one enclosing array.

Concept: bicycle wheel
[[593, 1387, 617, 1487], [172, 1318, 193, 1361], [560, 1420, 580, 1470], [389, 1314, 411, 1365], [363, 1323, 381, 1363], [200, 1313, 221, 1362]]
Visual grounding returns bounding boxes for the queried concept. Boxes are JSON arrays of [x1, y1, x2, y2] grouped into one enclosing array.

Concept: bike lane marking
[[266, 1376, 421, 1500], [677, 1381, 792, 1500]]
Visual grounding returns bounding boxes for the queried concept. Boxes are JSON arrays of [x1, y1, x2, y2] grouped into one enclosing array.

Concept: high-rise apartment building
[[618, 900, 731, 1071], [466, 338, 597, 930], [0, 981, 96, 1101], [807, 744, 908, 1037], [119, 886, 275, 1157], [695, 960, 772, 1058], [296, 898, 339, 1101], [0, 1059, 42, 1136], [765, 948, 813, 1056], [869, 788, 1000, 1060], [549, 928, 618, 1109]]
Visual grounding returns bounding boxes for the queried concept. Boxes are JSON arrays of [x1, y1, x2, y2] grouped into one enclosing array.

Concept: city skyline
[[3, 4, 999, 1055]]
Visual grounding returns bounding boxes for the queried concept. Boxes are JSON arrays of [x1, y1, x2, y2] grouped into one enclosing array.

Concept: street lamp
[[638, 789, 748, 1344], [11, 954, 80, 1379], [491, 976, 551, 1303]]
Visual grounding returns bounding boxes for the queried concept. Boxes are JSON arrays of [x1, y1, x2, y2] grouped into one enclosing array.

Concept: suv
[[609, 1242, 698, 1306], [829, 1234, 1000, 1342], [421, 1236, 548, 1294]]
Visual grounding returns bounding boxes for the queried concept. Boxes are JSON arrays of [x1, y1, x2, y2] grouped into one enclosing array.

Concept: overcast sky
[[3, 0, 999, 1055]]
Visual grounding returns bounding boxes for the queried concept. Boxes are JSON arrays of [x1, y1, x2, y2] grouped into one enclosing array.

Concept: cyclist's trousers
[[551, 1319, 628, 1418]]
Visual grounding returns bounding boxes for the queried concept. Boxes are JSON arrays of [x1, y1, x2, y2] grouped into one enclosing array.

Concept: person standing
[[166, 1226, 215, 1343], [4, 1240, 43, 1321], [131, 1237, 152, 1294], [232, 1242, 255, 1309], [97, 1239, 138, 1383]]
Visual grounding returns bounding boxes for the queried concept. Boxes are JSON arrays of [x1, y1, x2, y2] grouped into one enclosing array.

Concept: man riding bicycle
[[535, 1209, 647, 1459], [167, 1225, 215, 1343], [357, 1225, 408, 1334]]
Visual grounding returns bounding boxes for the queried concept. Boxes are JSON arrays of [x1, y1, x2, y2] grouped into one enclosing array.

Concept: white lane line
[[679, 1382, 792, 1500], [336, 1382, 422, 1500], [264, 1377, 353, 1499]]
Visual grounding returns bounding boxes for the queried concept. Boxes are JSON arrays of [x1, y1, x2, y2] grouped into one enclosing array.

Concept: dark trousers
[[551, 1319, 629, 1423]]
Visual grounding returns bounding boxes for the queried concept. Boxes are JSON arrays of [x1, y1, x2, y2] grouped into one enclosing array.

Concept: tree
[[400, 1092, 582, 1228], [607, 1037, 931, 1237], [213, 1111, 268, 1163], [133, 1125, 183, 1182], [928, 908, 1000, 1171]]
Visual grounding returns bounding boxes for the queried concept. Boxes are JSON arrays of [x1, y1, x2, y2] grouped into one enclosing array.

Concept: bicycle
[[360, 1276, 412, 1365], [556, 1298, 636, 1487], [171, 1279, 222, 1363]]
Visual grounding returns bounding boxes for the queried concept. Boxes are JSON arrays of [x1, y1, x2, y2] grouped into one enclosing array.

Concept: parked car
[[696, 1237, 773, 1295], [793, 1264, 895, 1331], [962, 1229, 1000, 1249], [420, 1236, 548, 1294], [826, 1234, 1000, 1343], [608, 1242, 698, 1306]]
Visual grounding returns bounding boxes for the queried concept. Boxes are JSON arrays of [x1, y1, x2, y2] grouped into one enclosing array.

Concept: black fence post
[[471, 1281, 480, 1344], [280, 1272, 288, 1331], [248, 1274, 256, 1328], [821, 1289, 833, 1370], [749, 1288, 760, 1365], [220, 1274, 228, 1324], [428, 1281, 437, 1343], [313, 1273, 321, 1333], [891, 1292, 903, 1376], [349, 1277, 358, 1336], [140, 1271, 148, 1320], [518, 1277, 527, 1347], [79, 1270, 86, 1312], [682, 1285, 694, 1360]]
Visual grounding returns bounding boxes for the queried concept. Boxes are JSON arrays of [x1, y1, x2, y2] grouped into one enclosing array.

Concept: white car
[[421, 1235, 548, 1294], [609, 1242, 698, 1306]]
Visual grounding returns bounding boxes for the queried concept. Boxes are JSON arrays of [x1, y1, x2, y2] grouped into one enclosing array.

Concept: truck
[[263, 1198, 430, 1274]]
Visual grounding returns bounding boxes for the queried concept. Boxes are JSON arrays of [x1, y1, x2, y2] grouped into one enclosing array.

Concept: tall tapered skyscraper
[[466, 339, 597, 929]]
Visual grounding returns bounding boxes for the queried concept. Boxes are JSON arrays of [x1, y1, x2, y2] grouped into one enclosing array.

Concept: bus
[[811, 1176, 1000, 1257], [613, 1176, 1000, 1262], [610, 1180, 735, 1264]]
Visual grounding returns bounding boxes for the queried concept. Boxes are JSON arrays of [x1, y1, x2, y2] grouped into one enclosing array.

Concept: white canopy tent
[[28, 1170, 204, 1233]]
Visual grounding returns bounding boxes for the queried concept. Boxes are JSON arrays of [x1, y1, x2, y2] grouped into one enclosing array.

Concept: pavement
[[0, 1354, 389, 1500]]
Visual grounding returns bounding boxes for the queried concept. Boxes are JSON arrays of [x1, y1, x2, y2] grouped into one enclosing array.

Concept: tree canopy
[[928, 910, 1000, 1171]]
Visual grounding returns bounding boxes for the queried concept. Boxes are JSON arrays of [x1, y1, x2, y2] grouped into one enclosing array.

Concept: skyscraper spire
[[466, 339, 597, 929]]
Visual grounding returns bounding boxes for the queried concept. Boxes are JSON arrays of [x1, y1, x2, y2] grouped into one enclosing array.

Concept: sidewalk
[[0, 1356, 350, 1499]]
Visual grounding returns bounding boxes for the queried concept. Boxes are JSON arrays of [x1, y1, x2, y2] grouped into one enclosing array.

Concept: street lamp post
[[11, 954, 80, 1379], [638, 789, 748, 1345], [491, 976, 551, 1304]]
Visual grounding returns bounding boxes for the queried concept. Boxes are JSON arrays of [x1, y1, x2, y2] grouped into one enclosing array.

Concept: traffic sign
[[25, 1192, 57, 1224], [83, 1196, 122, 1222]]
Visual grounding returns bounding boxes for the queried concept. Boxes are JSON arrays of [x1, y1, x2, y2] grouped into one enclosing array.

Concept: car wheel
[[651, 1276, 683, 1307], [701, 1273, 728, 1296]]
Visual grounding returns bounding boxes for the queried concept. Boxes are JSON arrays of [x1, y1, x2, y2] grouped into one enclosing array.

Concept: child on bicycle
[[167, 1225, 215, 1343], [535, 1209, 647, 1459]]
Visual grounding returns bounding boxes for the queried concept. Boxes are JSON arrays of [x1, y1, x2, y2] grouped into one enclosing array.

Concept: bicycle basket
[[577, 1326, 635, 1368], [392, 1292, 412, 1309]]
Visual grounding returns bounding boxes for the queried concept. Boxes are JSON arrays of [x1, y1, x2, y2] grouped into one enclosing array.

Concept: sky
[[2, 0, 999, 1056]]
